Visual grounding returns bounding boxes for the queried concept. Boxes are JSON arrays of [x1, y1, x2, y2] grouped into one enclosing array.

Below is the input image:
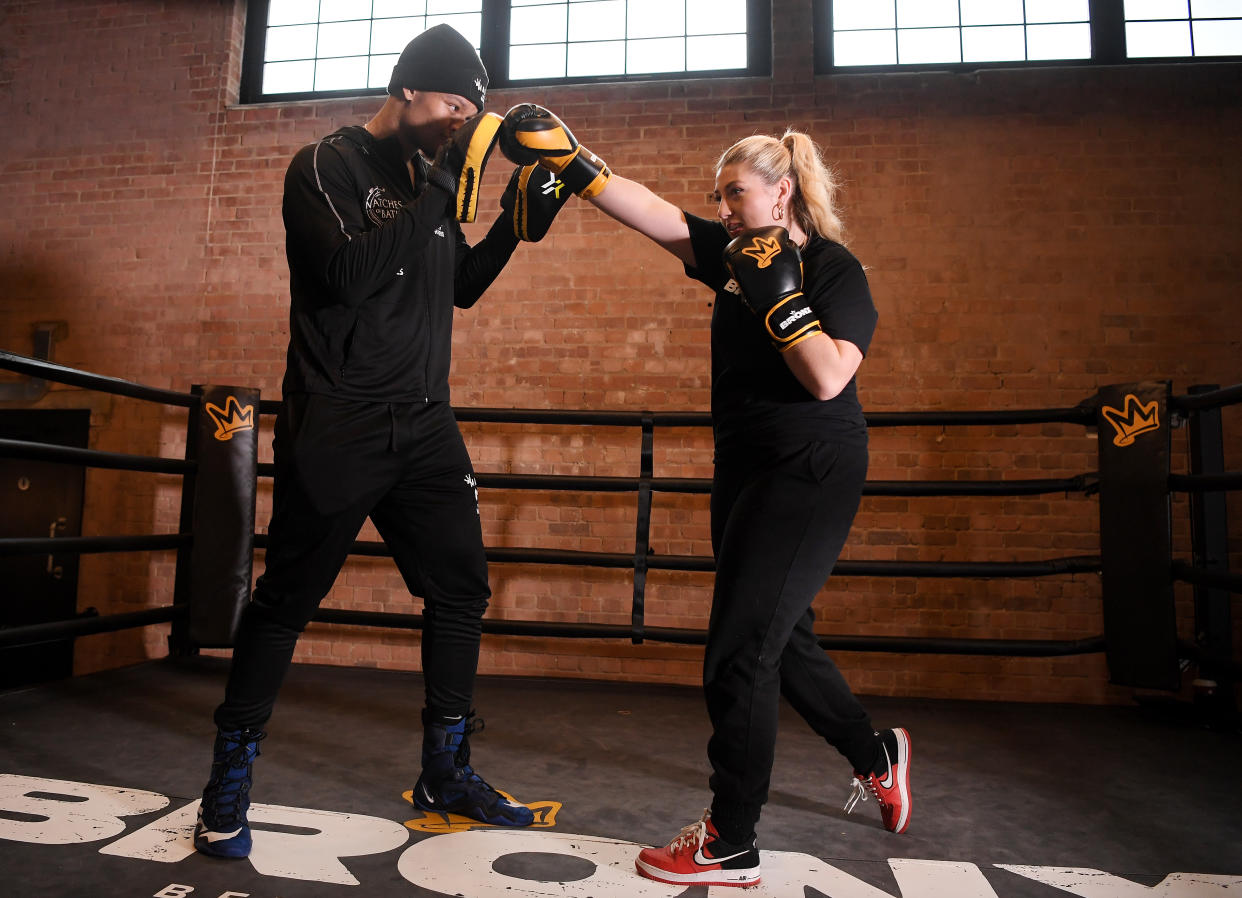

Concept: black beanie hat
[[387, 24, 488, 111]]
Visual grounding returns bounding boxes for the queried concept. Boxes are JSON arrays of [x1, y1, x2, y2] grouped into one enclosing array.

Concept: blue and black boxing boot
[[194, 727, 266, 858], [413, 709, 534, 826]]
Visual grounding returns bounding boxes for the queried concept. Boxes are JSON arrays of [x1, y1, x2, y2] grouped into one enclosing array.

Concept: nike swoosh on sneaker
[[878, 743, 895, 788], [199, 828, 243, 842], [694, 846, 751, 866]]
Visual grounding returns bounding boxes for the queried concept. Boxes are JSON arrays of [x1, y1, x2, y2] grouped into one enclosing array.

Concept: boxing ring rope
[[0, 350, 1238, 694]]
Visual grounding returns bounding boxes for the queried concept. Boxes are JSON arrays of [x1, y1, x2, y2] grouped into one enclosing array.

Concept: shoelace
[[668, 811, 710, 855], [843, 776, 876, 815], [206, 733, 266, 825], [449, 715, 506, 805]]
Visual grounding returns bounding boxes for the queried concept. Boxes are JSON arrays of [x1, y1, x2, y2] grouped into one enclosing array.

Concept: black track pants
[[214, 397, 490, 731], [704, 440, 877, 840]]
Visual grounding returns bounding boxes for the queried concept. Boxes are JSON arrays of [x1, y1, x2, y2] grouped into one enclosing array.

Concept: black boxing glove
[[723, 226, 823, 351], [426, 111, 504, 223], [501, 164, 572, 242], [498, 103, 611, 199]]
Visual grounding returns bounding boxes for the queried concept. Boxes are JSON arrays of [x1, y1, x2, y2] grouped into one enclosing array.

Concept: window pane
[[1026, 22, 1091, 57], [898, 26, 961, 62], [833, 0, 895, 30], [371, 18, 426, 55], [687, 33, 746, 69], [318, 20, 371, 57], [898, 0, 960, 28], [688, 0, 744, 34], [1024, 0, 1090, 23], [263, 59, 315, 92], [253, 2, 482, 98], [315, 55, 369, 90], [369, 53, 398, 88], [319, 0, 366, 23], [1124, 0, 1189, 18], [570, 1, 625, 41], [685, 33, 740, 68], [629, 0, 684, 39], [427, 13, 480, 45], [428, 0, 480, 12], [961, 0, 1024, 26], [1193, 0, 1242, 14], [512, 5, 567, 44], [1193, 18, 1242, 53], [510, 42, 567, 78], [265, 24, 318, 61], [627, 36, 684, 72], [567, 39, 626, 75], [1126, 18, 1193, 53], [374, 0, 426, 16], [268, 0, 318, 26], [962, 24, 1027, 60], [506, 0, 749, 80], [834, 28, 897, 64]]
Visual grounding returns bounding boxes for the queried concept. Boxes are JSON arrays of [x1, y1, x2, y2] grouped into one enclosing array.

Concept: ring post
[[1094, 380, 1179, 690], [187, 385, 260, 647], [1186, 384, 1235, 719]]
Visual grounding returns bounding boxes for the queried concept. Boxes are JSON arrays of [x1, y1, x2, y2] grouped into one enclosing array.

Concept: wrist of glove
[[753, 293, 823, 350], [723, 226, 823, 352]]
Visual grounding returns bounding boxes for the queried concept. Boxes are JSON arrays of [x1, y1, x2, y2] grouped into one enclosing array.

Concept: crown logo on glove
[[740, 234, 782, 269]]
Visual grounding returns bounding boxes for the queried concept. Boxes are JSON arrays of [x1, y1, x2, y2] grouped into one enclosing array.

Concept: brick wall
[[2, 0, 1239, 704]]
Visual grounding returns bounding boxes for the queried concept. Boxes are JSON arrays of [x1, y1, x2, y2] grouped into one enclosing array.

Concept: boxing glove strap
[[764, 292, 823, 348], [560, 147, 612, 198]]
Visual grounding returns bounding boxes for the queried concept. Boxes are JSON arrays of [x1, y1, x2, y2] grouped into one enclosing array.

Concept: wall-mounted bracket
[[0, 322, 69, 402]]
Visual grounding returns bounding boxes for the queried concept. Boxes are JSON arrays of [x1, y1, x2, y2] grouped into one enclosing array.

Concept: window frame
[[812, 0, 1242, 74], [240, 0, 772, 104]]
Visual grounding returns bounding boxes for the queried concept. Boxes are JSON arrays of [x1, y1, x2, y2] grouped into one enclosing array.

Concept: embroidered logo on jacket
[[365, 186, 403, 225]]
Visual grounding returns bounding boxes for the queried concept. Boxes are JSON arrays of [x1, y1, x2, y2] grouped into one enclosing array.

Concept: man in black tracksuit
[[194, 25, 545, 859]]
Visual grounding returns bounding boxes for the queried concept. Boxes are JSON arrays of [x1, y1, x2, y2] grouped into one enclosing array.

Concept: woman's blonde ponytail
[[717, 130, 846, 244]]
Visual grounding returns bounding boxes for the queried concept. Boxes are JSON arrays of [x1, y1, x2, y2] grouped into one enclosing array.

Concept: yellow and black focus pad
[[453, 111, 503, 223], [558, 146, 612, 199], [764, 292, 823, 351]]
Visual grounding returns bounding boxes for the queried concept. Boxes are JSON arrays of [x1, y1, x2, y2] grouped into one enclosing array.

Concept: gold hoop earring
[[773, 203, 783, 221]]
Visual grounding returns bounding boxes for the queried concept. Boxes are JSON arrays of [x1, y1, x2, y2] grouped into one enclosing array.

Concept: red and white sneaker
[[844, 727, 911, 833], [635, 810, 761, 887]]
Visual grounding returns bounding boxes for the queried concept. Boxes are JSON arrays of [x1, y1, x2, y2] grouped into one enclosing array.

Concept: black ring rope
[[0, 534, 190, 557], [1169, 471, 1242, 492], [0, 350, 196, 408], [0, 350, 1235, 665], [6, 349, 1238, 424], [1172, 561, 1242, 594], [252, 533, 1100, 580], [0, 437, 194, 475], [311, 607, 1105, 657], [1169, 383, 1242, 412], [0, 606, 182, 649]]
